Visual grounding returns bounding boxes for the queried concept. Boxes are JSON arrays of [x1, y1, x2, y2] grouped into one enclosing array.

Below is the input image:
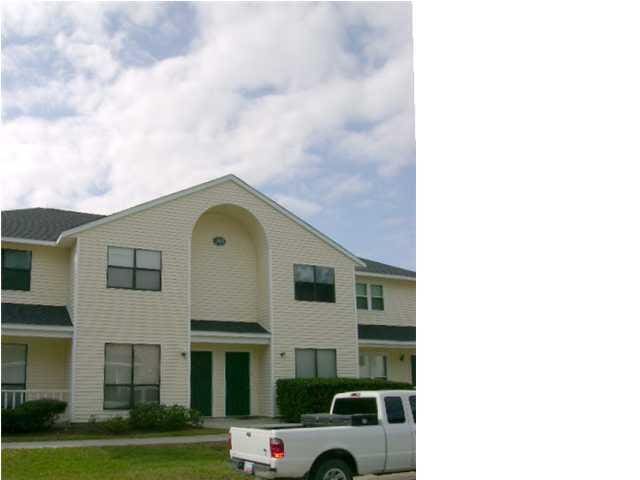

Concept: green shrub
[[129, 403, 202, 431], [98, 416, 130, 434], [276, 378, 414, 422], [2, 399, 67, 433]]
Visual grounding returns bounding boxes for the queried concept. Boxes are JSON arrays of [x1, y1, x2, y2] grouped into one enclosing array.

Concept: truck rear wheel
[[312, 458, 353, 480]]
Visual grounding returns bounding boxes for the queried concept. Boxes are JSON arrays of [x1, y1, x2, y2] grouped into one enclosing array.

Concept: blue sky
[[1, 2, 415, 270]]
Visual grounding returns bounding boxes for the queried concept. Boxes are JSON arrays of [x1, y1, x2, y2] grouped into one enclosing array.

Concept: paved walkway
[[2, 434, 228, 450]]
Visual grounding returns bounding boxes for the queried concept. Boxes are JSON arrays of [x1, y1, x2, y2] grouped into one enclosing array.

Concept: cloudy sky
[[1, 2, 415, 269]]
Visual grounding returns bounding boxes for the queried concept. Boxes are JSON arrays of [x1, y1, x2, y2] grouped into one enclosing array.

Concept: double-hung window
[[371, 285, 384, 310], [295, 348, 337, 378], [2, 249, 32, 291], [2, 344, 27, 408], [359, 353, 387, 379], [107, 247, 161, 291], [356, 283, 368, 309], [294, 264, 335, 303], [104, 344, 160, 410]]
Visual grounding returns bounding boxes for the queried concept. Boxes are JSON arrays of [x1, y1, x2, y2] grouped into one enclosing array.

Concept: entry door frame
[[190, 350, 213, 417]]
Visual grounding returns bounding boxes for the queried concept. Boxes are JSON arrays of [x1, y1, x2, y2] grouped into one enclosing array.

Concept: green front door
[[411, 355, 416, 386], [191, 351, 212, 416], [225, 352, 250, 416]]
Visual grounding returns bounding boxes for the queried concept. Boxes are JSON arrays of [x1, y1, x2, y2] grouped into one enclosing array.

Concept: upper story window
[[294, 264, 335, 303], [356, 283, 368, 309], [107, 247, 161, 291], [355, 282, 384, 311], [371, 285, 384, 310], [2, 249, 32, 291]]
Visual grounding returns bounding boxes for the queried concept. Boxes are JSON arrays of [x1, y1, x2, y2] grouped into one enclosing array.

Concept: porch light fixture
[[213, 236, 226, 246], [400, 354, 405, 361]]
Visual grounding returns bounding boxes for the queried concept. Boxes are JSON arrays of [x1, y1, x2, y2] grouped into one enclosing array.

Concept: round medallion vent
[[213, 236, 226, 246]]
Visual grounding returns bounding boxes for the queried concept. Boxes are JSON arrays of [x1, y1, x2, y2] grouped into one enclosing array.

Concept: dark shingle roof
[[358, 324, 415, 342], [356, 258, 416, 279], [191, 319, 269, 335], [2, 303, 73, 327], [2, 208, 416, 278], [2, 208, 106, 242]]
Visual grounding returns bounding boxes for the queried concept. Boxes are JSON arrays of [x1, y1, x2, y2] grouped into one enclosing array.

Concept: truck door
[[383, 395, 413, 471]]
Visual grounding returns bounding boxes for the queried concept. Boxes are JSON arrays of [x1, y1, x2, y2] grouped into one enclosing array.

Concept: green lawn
[[2, 443, 245, 480], [3, 426, 227, 443]]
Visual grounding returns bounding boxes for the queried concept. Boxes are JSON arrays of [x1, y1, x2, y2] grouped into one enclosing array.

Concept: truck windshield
[[332, 397, 377, 415]]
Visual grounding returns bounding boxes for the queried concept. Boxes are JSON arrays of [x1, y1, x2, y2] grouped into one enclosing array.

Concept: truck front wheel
[[311, 458, 353, 480]]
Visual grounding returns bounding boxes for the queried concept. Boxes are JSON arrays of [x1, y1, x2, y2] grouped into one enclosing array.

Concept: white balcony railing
[[2, 389, 69, 410]]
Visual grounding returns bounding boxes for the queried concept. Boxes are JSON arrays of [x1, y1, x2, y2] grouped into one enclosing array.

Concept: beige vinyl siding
[[68, 243, 77, 319], [70, 179, 359, 421], [191, 212, 259, 323], [356, 276, 416, 327], [191, 343, 268, 416], [359, 346, 415, 384], [2, 336, 71, 391], [2, 242, 70, 307]]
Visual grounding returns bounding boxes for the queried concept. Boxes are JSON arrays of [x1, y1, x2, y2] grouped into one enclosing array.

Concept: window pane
[[108, 267, 134, 288], [359, 354, 370, 378], [317, 349, 337, 378], [295, 349, 316, 378], [135, 270, 161, 291], [108, 247, 134, 267], [384, 396, 406, 424], [2, 344, 27, 385], [295, 282, 315, 301], [134, 386, 159, 405], [356, 297, 368, 309], [136, 250, 161, 270], [315, 267, 334, 285], [371, 297, 384, 311], [315, 283, 335, 303], [294, 264, 314, 282], [105, 344, 132, 384], [355, 283, 367, 297], [371, 285, 383, 297], [371, 355, 387, 379], [134, 345, 160, 384], [3, 250, 31, 269], [409, 395, 416, 422], [333, 397, 378, 415], [2, 269, 30, 291], [104, 385, 131, 409]]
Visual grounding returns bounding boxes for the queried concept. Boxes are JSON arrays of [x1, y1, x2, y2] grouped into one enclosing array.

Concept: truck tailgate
[[230, 427, 273, 465]]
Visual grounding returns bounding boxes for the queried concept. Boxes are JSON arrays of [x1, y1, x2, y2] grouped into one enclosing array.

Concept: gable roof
[[356, 257, 416, 280], [1, 303, 73, 327], [2, 208, 106, 243]]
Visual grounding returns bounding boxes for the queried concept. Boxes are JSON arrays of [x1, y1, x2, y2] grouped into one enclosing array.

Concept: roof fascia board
[[358, 339, 416, 347], [56, 175, 365, 267], [190, 329, 270, 339], [1, 237, 58, 247], [355, 272, 416, 281], [2, 324, 74, 338], [191, 335, 270, 345]]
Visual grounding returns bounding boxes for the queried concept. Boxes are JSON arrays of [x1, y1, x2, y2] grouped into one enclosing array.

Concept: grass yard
[[3, 426, 227, 443], [2, 443, 245, 480]]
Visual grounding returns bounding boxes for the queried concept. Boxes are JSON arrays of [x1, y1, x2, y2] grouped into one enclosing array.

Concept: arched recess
[[190, 204, 270, 330]]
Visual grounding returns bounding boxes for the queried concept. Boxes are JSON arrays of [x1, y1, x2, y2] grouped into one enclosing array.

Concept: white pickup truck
[[229, 390, 416, 480]]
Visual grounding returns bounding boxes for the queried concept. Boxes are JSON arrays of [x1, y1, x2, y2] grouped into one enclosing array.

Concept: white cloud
[[272, 194, 322, 218], [1, 2, 415, 214]]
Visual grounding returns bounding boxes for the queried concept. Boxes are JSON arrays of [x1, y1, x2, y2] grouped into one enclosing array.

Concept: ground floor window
[[295, 348, 337, 378], [104, 343, 160, 410], [1, 343, 27, 409], [359, 353, 388, 380]]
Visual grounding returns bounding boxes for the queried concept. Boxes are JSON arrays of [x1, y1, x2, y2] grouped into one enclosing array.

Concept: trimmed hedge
[[128, 403, 203, 431], [2, 399, 67, 434], [276, 378, 414, 422]]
